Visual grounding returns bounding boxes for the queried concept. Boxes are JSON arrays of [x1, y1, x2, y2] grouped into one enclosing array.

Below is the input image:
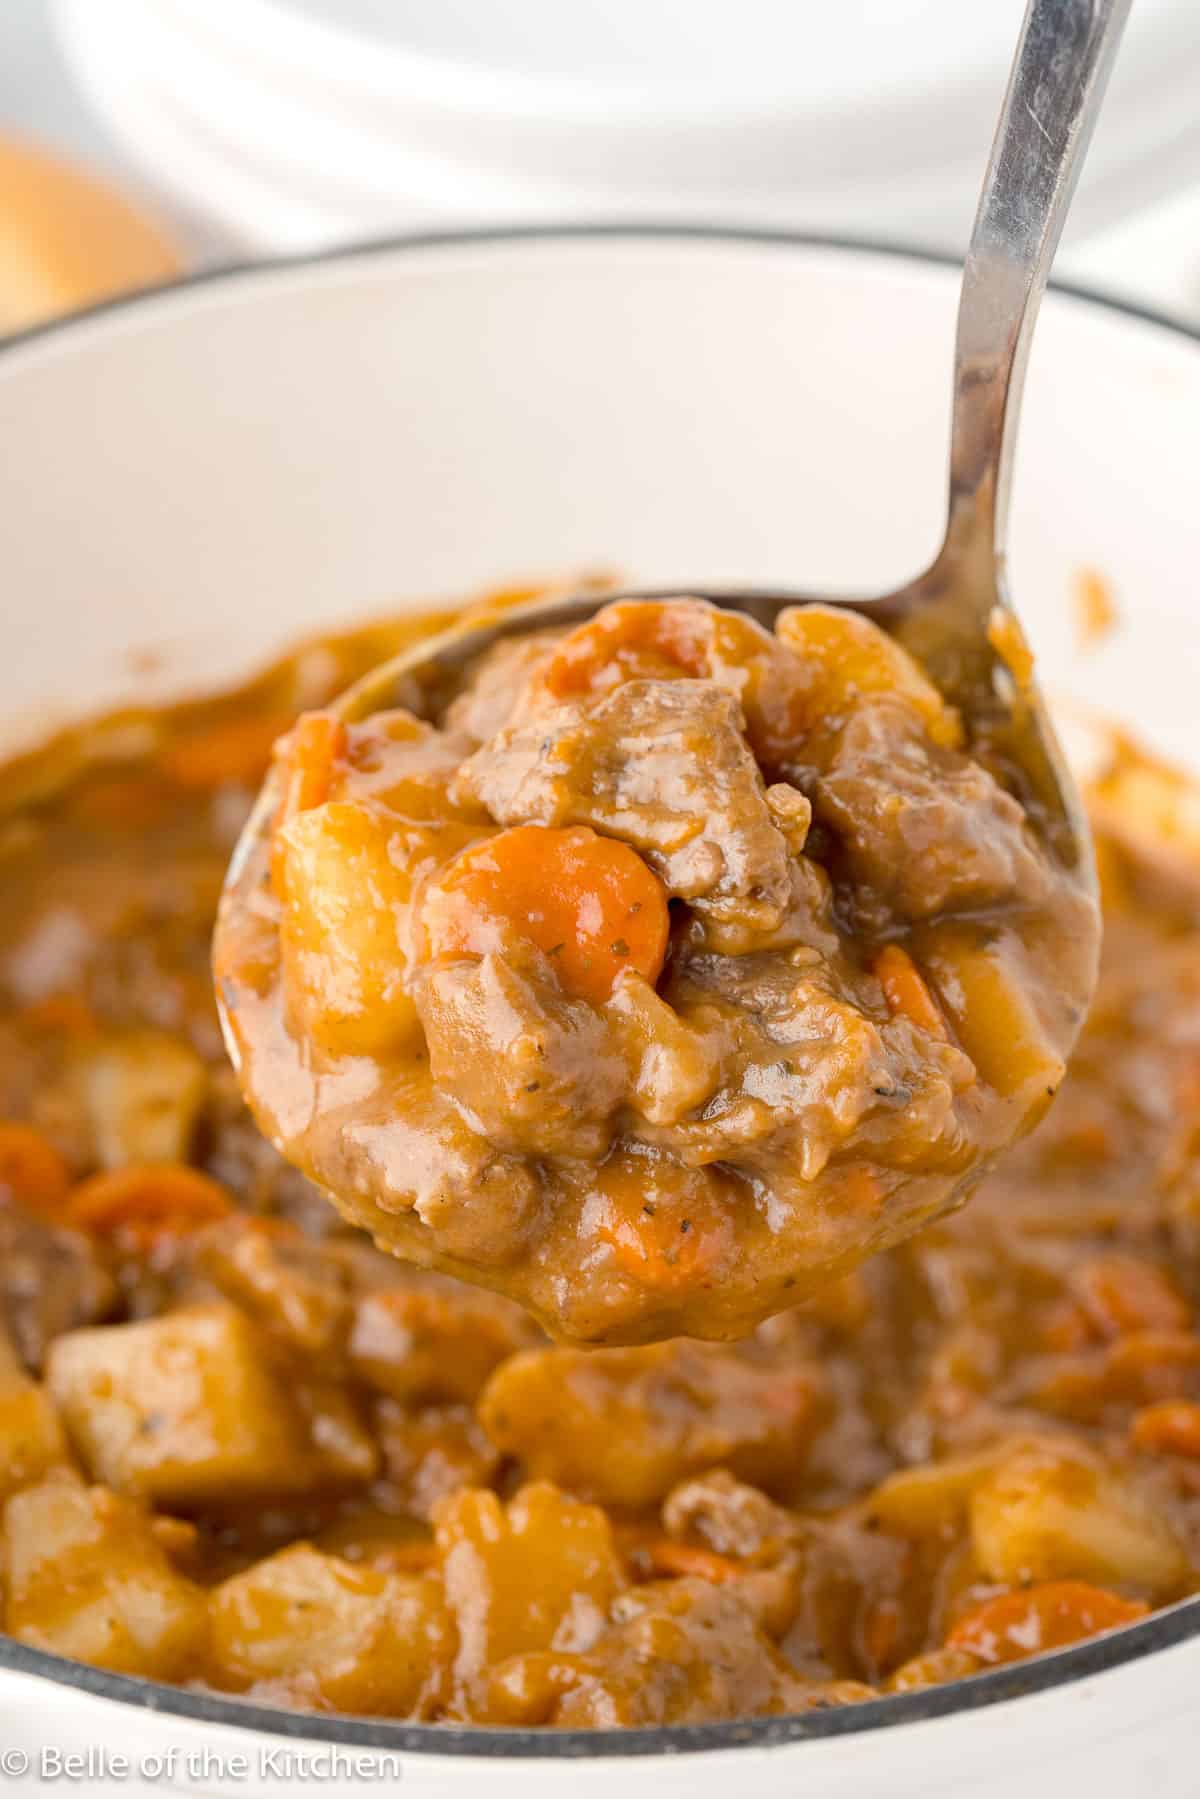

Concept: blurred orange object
[[0, 132, 182, 334]]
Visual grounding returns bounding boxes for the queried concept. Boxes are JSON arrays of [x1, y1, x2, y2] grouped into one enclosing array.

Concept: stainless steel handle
[[948, 0, 1131, 560]]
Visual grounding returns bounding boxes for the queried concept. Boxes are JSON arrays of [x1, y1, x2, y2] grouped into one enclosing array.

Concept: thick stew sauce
[[0, 598, 1193, 1726], [217, 597, 1098, 1342]]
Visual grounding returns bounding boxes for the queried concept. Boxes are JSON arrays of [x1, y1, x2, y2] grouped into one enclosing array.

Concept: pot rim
[[3, 220, 1198, 1756]]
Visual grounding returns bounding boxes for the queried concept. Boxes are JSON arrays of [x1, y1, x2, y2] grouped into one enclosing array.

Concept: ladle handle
[[947, 0, 1131, 562]]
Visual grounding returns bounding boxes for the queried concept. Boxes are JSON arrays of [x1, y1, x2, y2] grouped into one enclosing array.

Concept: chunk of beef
[[454, 680, 795, 936], [488, 1579, 862, 1727], [442, 632, 563, 742], [813, 699, 1050, 920], [415, 953, 628, 1159], [0, 1208, 115, 1372], [655, 956, 975, 1182]]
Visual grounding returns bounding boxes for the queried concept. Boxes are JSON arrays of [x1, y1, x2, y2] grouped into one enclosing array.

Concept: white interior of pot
[[3, 236, 1198, 780]]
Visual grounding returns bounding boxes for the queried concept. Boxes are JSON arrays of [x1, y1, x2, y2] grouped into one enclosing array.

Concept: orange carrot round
[[946, 1581, 1148, 1665], [588, 1156, 732, 1292], [539, 600, 721, 697], [0, 1123, 71, 1221], [421, 824, 669, 1006], [67, 1163, 234, 1248], [534, 600, 813, 765]]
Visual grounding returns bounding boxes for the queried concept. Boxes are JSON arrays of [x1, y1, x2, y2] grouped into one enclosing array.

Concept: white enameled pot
[[1, 231, 1198, 1796]]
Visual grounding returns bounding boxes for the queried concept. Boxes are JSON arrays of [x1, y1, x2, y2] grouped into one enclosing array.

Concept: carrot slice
[[67, 1164, 234, 1249], [1131, 1400, 1200, 1458], [589, 1158, 733, 1293], [539, 599, 723, 697], [638, 1539, 742, 1583], [162, 714, 293, 790], [534, 599, 813, 765], [421, 824, 669, 1006], [874, 944, 947, 1040], [946, 1581, 1148, 1665], [0, 1123, 71, 1221]]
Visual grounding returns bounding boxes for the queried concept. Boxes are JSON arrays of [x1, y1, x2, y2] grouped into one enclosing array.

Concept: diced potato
[[865, 1448, 999, 1537], [348, 1280, 537, 1406], [0, 1367, 68, 1500], [4, 1471, 207, 1678], [919, 925, 1067, 1107], [969, 1443, 1187, 1598], [479, 1344, 825, 1508], [208, 1543, 454, 1715], [776, 604, 960, 747], [434, 1482, 623, 1704], [292, 1377, 379, 1484], [71, 1030, 207, 1169], [45, 1303, 322, 1506], [276, 800, 422, 1058]]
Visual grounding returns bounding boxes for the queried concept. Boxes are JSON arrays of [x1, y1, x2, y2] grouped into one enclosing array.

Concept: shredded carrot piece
[[1039, 1298, 1096, 1354], [371, 1541, 438, 1573], [1073, 1255, 1190, 1338], [150, 1516, 201, 1562], [946, 1581, 1148, 1665], [595, 1202, 729, 1292], [1131, 1399, 1200, 1458], [162, 714, 293, 790], [837, 1165, 885, 1217], [588, 1157, 732, 1292], [640, 1539, 742, 1583], [874, 944, 947, 1039], [0, 1123, 71, 1221], [67, 1164, 234, 1249]]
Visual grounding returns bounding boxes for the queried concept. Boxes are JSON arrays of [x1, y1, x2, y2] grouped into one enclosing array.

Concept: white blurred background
[[4, 0, 1200, 324]]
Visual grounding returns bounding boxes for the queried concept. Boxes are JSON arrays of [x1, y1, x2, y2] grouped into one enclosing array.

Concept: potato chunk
[[479, 1343, 826, 1507], [348, 1277, 538, 1405], [46, 1303, 321, 1506], [969, 1442, 1187, 1598], [277, 800, 421, 1058], [434, 1482, 623, 1710], [0, 1368, 67, 1500], [777, 603, 960, 748], [208, 1544, 455, 1715], [4, 1471, 207, 1678], [71, 1029, 207, 1169]]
